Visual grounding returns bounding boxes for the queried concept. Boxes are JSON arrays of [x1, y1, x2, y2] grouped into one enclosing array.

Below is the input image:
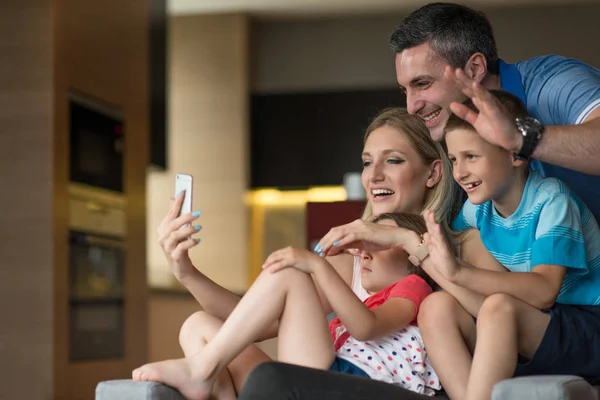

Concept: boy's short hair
[[444, 90, 529, 136]]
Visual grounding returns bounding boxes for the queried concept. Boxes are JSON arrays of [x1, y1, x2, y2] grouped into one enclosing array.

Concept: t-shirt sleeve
[[387, 275, 433, 319], [517, 55, 600, 125], [531, 193, 588, 272], [451, 200, 478, 231]]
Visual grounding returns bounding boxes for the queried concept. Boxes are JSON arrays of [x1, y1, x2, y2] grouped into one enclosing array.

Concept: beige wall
[[0, 0, 149, 398], [0, 1, 54, 399], [251, 4, 600, 93], [147, 14, 250, 292], [148, 294, 201, 361], [54, 0, 150, 397]]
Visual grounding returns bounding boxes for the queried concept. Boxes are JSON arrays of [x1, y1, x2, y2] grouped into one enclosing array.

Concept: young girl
[[133, 212, 442, 399]]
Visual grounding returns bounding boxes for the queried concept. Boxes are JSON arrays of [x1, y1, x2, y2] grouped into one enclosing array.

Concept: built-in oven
[[68, 183, 127, 361], [69, 230, 125, 361], [69, 90, 125, 194]]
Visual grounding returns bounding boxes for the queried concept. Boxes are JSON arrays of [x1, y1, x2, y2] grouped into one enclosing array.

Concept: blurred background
[[2, 0, 599, 398]]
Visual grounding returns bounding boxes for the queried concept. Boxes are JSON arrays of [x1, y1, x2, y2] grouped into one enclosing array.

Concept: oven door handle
[[85, 235, 126, 250]]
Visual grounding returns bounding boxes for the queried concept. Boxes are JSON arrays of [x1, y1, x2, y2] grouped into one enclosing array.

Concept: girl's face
[[361, 125, 435, 217], [359, 219, 411, 293]]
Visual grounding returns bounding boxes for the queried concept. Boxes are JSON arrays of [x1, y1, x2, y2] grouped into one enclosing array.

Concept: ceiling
[[168, 0, 597, 18]]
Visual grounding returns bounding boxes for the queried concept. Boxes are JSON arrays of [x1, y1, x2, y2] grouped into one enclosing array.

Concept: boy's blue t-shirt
[[452, 170, 600, 306]]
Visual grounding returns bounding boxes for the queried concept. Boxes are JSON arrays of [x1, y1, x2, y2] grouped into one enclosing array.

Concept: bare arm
[[157, 192, 244, 320], [178, 268, 242, 321], [531, 109, 600, 175], [315, 219, 508, 316], [313, 253, 354, 315], [451, 263, 566, 310], [422, 211, 567, 310], [313, 260, 415, 341], [459, 229, 507, 273], [404, 229, 505, 316]]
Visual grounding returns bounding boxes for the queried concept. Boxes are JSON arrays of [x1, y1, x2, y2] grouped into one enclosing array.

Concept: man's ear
[[464, 53, 488, 83], [427, 159, 443, 188]]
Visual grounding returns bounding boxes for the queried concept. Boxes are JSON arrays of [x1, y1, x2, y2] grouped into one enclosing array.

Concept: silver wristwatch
[[513, 117, 544, 161]]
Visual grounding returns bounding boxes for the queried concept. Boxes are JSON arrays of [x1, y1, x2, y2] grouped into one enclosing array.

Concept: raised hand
[[262, 246, 327, 274], [423, 210, 460, 281], [314, 219, 409, 257], [445, 66, 523, 153], [157, 191, 203, 280]]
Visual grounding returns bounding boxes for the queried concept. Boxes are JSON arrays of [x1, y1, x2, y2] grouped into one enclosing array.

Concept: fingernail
[[333, 241, 340, 247], [318, 251, 324, 257], [194, 238, 201, 243], [194, 225, 202, 231], [313, 243, 321, 252], [192, 211, 202, 217]]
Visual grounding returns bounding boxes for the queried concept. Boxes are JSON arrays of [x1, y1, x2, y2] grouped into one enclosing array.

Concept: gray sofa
[[96, 375, 600, 400]]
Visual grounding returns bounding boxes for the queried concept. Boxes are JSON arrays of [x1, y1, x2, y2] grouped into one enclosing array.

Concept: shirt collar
[[499, 59, 527, 106]]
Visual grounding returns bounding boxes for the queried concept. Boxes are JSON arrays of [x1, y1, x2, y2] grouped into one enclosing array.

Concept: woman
[[141, 108, 466, 398]]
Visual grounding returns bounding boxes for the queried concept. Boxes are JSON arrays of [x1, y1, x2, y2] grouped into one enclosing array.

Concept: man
[[391, 2, 600, 219], [237, 3, 600, 400]]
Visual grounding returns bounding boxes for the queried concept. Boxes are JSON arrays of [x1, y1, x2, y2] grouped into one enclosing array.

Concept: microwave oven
[[69, 91, 125, 193]]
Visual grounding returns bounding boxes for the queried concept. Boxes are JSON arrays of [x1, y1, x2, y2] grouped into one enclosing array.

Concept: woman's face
[[361, 125, 434, 216]]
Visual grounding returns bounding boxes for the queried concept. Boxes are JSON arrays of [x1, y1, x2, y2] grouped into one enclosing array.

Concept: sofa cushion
[[492, 375, 599, 400], [96, 380, 185, 400]]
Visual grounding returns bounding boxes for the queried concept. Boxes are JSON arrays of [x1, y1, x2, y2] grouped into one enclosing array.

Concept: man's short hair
[[444, 90, 529, 136], [389, 2, 499, 74]]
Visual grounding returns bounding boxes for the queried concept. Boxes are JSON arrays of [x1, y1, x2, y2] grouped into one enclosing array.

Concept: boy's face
[[359, 219, 410, 293], [445, 128, 517, 205]]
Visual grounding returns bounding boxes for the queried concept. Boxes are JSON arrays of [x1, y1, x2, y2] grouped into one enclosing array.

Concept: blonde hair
[[361, 108, 462, 236]]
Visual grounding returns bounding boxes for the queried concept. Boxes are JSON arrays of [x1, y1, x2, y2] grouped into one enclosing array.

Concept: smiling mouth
[[371, 189, 395, 199], [421, 109, 442, 124], [463, 181, 482, 191]]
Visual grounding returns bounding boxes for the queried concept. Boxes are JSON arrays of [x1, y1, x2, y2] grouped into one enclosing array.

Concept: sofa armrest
[[96, 380, 185, 400], [492, 375, 599, 400]]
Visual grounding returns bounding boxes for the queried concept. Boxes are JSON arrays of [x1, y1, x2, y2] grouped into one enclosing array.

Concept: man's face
[[395, 42, 466, 142]]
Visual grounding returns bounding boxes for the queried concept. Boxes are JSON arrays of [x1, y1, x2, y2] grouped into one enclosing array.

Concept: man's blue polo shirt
[[499, 55, 600, 220]]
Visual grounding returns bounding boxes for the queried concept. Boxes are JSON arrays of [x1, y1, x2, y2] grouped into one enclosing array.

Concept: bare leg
[[134, 268, 334, 399], [418, 292, 477, 400], [133, 311, 271, 400], [200, 267, 335, 370], [465, 293, 549, 400], [182, 311, 271, 399]]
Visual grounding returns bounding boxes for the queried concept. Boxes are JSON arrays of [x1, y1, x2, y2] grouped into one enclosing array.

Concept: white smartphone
[[175, 174, 193, 234]]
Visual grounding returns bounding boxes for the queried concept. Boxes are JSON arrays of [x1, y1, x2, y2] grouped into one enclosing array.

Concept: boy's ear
[[426, 159, 443, 188], [464, 53, 488, 83], [511, 154, 526, 168]]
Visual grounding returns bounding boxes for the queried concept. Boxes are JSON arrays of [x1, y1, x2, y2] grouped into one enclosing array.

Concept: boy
[[420, 90, 600, 400]]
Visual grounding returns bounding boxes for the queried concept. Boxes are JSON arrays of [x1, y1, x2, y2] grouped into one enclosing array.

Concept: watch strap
[[408, 237, 429, 266], [514, 117, 544, 161]]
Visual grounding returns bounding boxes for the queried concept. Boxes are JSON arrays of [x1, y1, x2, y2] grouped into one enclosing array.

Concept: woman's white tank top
[[351, 255, 371, 301]]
